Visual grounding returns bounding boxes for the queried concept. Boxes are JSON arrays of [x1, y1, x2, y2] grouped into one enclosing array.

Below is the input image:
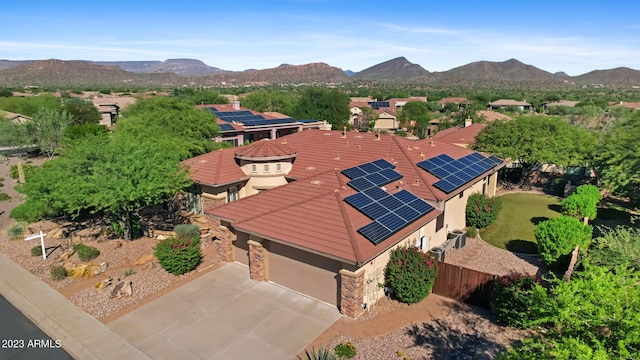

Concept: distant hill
[[573, 67, 640, 85], [426, 58, 563, 87], [94, 58, 224, 76], [0, 57, 638, 88], [198, 62, 349, 86], [554, 71, 570, 77], [351, 57, 430, 81]]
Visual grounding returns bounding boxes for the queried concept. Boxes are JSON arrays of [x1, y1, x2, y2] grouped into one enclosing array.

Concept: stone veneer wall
[[339, 269, 365, 318], [248, 240, 268, 281]]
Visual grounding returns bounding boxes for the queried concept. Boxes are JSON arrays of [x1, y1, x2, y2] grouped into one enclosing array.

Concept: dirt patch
[[303, 295, 532, 359]]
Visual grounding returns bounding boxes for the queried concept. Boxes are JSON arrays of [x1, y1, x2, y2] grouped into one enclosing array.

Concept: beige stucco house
[[184, 129, 503, 317], [349, 97, 428, 131]]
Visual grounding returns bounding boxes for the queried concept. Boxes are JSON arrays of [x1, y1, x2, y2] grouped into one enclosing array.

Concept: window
[[276, 163, 281, 171], [459, 190, 464, 199], [227, 186, 239, 202], [251, 164, 257, 172], [264, 164, 270, 172], [436, 213, 444, 232]]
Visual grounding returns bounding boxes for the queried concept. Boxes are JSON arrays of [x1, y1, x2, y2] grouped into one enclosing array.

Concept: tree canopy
[[291, 88, 350, 128], [240, 90, 293, 115], [11, 134, 192, 240], [115, 96, 225, 160], [62, 98, 101, 125], [473, 116, 597, 184], [596, 111, 640, 202]]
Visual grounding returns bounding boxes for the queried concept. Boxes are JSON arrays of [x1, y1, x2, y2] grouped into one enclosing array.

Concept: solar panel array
[[368, 101, 390, 110], [207, 109, 298, 127], [417, 153, 503, 194], [218, 123, 235, 132], [342, 160, 435, 245]]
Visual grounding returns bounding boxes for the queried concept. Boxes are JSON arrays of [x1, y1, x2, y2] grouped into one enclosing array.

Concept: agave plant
[[299, 347, 338, 360]]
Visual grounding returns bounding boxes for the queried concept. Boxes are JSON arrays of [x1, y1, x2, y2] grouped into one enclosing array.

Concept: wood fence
[[432, 262, 497, 308]]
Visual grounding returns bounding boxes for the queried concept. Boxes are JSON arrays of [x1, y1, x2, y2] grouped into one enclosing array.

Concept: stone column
[[214, 226, 235, 262], [248, 240, 268, 281], [270, 128, 277, 140], [339, 269, 365, 318]]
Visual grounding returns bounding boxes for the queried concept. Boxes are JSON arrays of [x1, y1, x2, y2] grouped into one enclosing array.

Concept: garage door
[[267, 241, 342, 306]]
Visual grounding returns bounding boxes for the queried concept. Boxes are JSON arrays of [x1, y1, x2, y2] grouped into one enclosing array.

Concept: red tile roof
[[234, 139, 297, 161], [190, 130, 502, 264], [437, 97, 470, 106], [432, 124, 487, 146]]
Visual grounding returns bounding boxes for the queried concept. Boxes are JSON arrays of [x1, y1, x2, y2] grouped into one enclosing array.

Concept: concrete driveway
[[108, 262, 342, 360]]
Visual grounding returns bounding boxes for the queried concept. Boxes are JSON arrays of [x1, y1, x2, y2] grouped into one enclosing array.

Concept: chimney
[[375, 129, 381, 141], [465, 117, 472, 127], [232, 100, 240, 110], [341, 126, 347, 138]]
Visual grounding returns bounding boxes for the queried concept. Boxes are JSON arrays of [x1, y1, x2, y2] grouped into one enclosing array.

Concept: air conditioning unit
[[429, 246, 445, 262], [451, 229, 468, 248]]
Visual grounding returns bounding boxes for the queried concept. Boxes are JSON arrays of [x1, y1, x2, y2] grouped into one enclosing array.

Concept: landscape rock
[[49, 227, 65, 239], [58, 248, 75, 261], [62, 261, 76, 272], [134, 254, 154, 266], [109, 281, 133, 299], [96, 277, 112, 290], [91, 262, 108, 275], [114, 240, 123, 249]]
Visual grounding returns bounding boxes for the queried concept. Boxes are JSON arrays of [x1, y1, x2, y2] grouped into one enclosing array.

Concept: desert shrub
[[0, 192, 9, 201], [301, 347, 338, 360], [73, 243, 100, 261], [384, 246, 438, 304], [334, 342, 356, 358], [535, 216, 592, 267], [174, 224, 200, 241], [561, 193, 596, 220], [154, 236, 201, 275], [7, 223, 25, 240], [575, 184, 601, 204], [489, 273, 549, 328], [50, 265, 67, 281], [466, 193, 503, 229], [466, 226, 478, 238], [30, 245, 43, 257], [9, 163, 33, 179], [68, 263, 99, 279]]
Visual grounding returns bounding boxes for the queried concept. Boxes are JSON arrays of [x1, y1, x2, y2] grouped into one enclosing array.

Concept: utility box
[[452, 229, 468, 248], [429, 247, 445, 262]]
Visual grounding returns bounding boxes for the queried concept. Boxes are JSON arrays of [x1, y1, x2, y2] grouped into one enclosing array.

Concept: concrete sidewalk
[[0, 252, 150, 360]]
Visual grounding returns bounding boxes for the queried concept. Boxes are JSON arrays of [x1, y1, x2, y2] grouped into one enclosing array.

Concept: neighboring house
[[487, 99, 532, 112], [199, 102, 326, 146], [542, 100, 579, 109], [349, 97, 428, 131], [431, 122, 487, 148], [92, 96, 137, 127], [437, 97, 471, 109], [184, 129, 504, 317]]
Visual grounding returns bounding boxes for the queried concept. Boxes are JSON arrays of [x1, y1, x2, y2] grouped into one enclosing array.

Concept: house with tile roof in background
[[348, 96, 428, 131], [184, 128, 504, 317], [198, 101, 327, 147], [487, 99, 533, 112]]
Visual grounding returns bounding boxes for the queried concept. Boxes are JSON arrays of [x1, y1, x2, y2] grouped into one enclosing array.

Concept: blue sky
[[2, 1, 639, 76]]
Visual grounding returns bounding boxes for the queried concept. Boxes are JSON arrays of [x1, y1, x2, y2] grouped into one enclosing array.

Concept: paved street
[[0, 295, 72, 360]]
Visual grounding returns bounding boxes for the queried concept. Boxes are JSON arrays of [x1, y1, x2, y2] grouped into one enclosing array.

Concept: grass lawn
[[480, 193, 562, 254]]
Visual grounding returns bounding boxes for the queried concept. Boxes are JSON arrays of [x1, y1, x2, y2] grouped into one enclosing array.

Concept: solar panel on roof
[[408, 198, 434, 214], [342, 167, 367, 179], [366, 172, 388, 187], [348, 177, 376, 192], [417, 152, 503, 194], [360, 202, 389, 219], [394, 189, 417, 204], [395, 205, 421, 223], [344, 192, 374, 209], [372, 159, 395, 170], [379, 195, 404, 212], [378, 213, 405, 232], [379, 168, 402, 183], [358, 221, 391, 245], [218, 123, 234, 131], [361, 186, 388, 201], [359, 162, 380, 174]]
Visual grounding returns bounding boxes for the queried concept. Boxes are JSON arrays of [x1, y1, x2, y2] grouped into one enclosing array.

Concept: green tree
[[355, 106, 378, 131], [11, 135, 191, 240], [62, 98, 101, 125], [398, 101, 429, 129], [473, 116, 597, 185], [534, 215, 592, 267], [115, 97, 222, 160], [291, 88, 350, 128], [584, 226, 640, 270], [596, 112, 640, 201], [502, 265, 640, 359], [240, 90, 293, 115]]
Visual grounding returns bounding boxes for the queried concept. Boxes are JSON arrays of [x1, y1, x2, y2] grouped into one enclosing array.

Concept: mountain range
[[0, 57, 639, 88]]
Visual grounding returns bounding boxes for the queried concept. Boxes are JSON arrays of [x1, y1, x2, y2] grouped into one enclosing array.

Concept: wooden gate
[[432, 262, 496, 308]]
